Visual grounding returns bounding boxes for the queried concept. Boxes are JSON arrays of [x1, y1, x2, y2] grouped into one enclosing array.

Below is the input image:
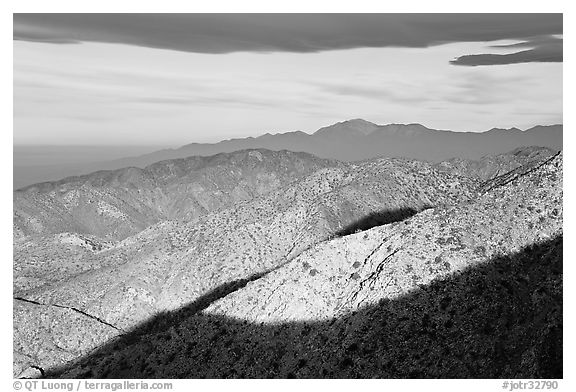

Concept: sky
[[13, 14, 563, 146]]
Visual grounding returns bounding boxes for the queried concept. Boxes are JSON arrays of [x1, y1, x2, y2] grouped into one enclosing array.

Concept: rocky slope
[[14, 149, 342, 241], [13, 153, 476, 377], [48, 152, 562, 378], [13, 233, 113, 293], [435, 146, 557, 181]]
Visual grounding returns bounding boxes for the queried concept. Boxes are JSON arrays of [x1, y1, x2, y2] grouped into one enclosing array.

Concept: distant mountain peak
[[341, 118, 377, 126], [486, 127, 522, 133], [314, 118, 380, 137]]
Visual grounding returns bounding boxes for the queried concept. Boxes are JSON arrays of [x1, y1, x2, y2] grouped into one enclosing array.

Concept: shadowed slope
[[335, 206, 430, 237], [49, 235, 562, 379]]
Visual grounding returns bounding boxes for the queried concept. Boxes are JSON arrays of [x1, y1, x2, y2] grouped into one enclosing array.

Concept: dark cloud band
[[451, 37, 562, 66], [14, 14, 562, 66]]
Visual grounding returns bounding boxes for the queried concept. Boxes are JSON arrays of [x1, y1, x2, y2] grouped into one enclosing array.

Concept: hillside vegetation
[[13, 148, 562, 379]]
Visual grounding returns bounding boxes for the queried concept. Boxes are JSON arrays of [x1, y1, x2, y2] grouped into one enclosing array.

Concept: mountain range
[[13, 119, 562, 189], [58, 151, 561, 379], [14, 150, 342, 241], [13, 144, 562, 378], [116, 120, 562, 165]]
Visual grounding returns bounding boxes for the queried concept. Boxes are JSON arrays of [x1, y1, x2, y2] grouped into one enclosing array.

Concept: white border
[[3, 2, 572, 391]]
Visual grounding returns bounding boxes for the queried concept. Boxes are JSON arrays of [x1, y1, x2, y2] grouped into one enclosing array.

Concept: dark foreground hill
[[13, 149, 561, 378], [54, 236, 562, 379]]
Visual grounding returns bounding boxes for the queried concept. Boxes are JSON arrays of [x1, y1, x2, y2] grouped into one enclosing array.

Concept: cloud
[[14, 14, 562, 66], [441, 73, 533, 105], [450, 36, 562, 66], [313, 82, 434, 104]]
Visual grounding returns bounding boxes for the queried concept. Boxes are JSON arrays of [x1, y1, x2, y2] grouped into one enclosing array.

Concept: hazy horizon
[[12, 119, 564, 148]]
